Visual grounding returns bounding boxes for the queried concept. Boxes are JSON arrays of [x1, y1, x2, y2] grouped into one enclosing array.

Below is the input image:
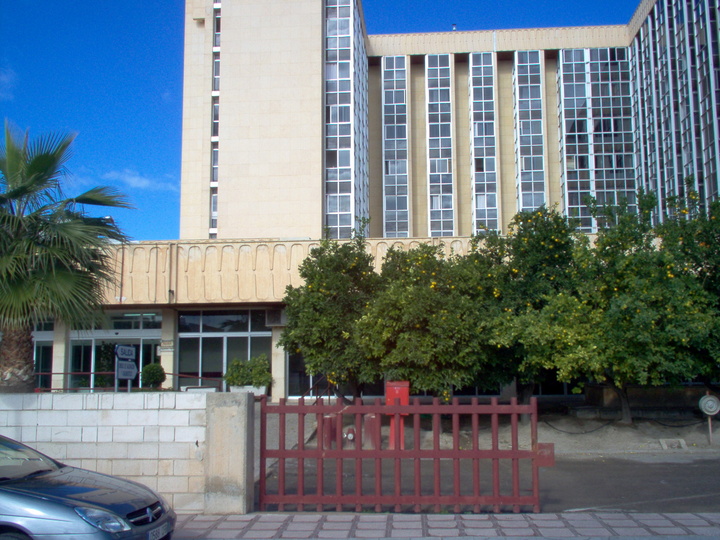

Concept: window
[[177, 310, 273, 389]]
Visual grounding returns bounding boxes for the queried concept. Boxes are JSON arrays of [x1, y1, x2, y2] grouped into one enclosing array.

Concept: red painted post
[[297, 399, 306, 512], [386, 381, 409, 449], [259, 395, 267, 511]]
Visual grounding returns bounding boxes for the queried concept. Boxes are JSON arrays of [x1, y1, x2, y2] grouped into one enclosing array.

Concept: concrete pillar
[[205, 392, 255, 514], [51, 322, 69, 390], [271, 327, 286, 402], [159, 308, 177, 389]]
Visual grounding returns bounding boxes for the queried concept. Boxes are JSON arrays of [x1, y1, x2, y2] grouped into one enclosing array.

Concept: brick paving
[[175, 512, 720, 539]]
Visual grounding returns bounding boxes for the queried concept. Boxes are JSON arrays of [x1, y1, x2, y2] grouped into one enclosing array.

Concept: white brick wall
[[0, 392, 245, 514]]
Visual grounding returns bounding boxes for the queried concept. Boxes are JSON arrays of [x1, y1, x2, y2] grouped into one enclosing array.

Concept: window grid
[[352, 1, 369, 234], [426, 54, 455, 237], [513, 51, 545, 211], [632, 0, 720, 216], [559, 48, 636, 231], [209, 5, 221, 236], [324, 0, 363, 239], [382, 56, 409, 237], [514, 51, 546, 212], [470, 52, 498, 232]]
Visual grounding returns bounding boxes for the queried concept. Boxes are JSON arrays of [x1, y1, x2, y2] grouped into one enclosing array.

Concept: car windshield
[[0, 437, 60, 481]]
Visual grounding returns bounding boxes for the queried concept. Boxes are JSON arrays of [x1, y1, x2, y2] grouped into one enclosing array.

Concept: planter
[[229, 385, 267, 396]]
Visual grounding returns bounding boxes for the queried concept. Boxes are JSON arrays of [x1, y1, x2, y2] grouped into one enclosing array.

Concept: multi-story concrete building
[[31, 0, 720, 398]]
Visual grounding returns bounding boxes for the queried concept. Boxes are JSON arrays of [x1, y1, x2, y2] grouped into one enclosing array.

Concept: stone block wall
[[0, 392, 253, 514]]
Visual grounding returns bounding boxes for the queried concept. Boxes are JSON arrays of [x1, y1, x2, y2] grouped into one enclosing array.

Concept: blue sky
[[1, 0, 638, 241]]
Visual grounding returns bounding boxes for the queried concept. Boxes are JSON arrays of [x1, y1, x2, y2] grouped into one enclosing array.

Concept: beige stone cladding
[[180, 0, 325, 241], [102, 237, 472, 306], [366, 26, 632, 57]]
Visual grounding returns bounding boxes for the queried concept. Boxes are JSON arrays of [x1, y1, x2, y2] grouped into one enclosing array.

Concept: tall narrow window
[[211, 97, 219, 137], [470, 53, 498, 233], [212, 53, 220, 91], [323, 0, 369, 239], [213, 8, 221, 48], [381, 55, 409, 237], [514, 51, 546, 212], [426, 54, 454, 236], [559, 47, 635, 231], [211, 142, 219, 183]]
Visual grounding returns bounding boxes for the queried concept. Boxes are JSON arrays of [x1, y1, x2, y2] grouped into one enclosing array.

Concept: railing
[[32, 371, 223, 392], [259, 396, 554, 514]]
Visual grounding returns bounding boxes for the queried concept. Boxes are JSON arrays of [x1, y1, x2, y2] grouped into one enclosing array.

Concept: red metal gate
[[259, 396, 554, 513]]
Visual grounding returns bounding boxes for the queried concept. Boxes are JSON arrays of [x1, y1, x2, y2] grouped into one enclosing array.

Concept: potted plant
[[224, 354, 273, 395], [141, 363, 166, 389]]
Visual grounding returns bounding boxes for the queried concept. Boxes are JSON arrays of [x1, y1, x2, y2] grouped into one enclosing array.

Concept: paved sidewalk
[[175, 511, 720, 539]]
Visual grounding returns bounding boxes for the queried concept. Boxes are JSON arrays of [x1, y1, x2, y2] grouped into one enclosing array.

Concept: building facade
[[30, 0, 720, 398]]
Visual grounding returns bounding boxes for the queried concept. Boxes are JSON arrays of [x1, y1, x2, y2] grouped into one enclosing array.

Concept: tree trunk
[[0, 325, 36, 393], [516, 381, 536, 405], [516, 381, 535, 425], [610, 382, 633, 424]]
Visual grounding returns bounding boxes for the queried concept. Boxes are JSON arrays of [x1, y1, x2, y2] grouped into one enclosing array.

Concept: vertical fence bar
[[297, 398, 305, 512], [259, 396, 268, 510], [278, 398, 287, 511], [374, 398, 382, 512], [511, 398, 520, 513], [335, 411, 343, 511], [413, 402, 422, 513], [316, 400, 325, 512], [354, 402, 363, 512], [531, 397, 540, 512], [491, 397, 500, 513], [471, 398, 480, 513], [432, 398, 441, 512], [452, 399, 461, 513]]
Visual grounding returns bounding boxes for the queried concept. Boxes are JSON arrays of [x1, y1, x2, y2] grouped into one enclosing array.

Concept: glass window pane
[[227, 336, 248, 364], [202, 311, 249, 332], [250, 336, 272, 360], [250, 310, 270, 332], [178, 312, 201, 333], [70, 342, 92, 390], [178, 337, 200, 387], [201, 337, 223, 380]]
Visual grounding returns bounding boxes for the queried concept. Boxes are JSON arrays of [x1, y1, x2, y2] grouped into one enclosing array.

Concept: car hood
[[0, 466, 159, 517]]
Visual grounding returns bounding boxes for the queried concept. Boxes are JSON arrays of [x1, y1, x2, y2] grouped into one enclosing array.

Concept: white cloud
[[102, 169, 178, 192], [0, 67, 17, 101]]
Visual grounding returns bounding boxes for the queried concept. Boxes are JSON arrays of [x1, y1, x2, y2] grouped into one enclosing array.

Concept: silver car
[[0, 435, 175, 539]]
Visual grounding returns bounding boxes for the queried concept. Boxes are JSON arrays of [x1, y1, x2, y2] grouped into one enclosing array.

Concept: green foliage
[[280, 196, 719, 415], [0, 121, 132, 390], [466, 206, 582, 388], [356, 244, 506, 395], [518, 194, 718, 421], [141, 363, 167, 389], [224, 354, 273, 388], [279, 232, 381, 392], [653, 188, 720, 383]]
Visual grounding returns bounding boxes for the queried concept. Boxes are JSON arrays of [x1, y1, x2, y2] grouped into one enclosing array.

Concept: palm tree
[[0, 121, 131, 392]]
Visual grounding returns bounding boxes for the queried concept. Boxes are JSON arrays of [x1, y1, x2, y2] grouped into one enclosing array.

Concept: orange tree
[[466, 206, 583, 402], [519, 194, 717, 423], [279, 232, 382, 397], [656, 190, 720, 389], [354, 243, 511, 397]]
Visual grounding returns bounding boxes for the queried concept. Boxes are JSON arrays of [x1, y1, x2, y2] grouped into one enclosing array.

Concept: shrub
[[141, 363, 166, 389], [224, 354, 273, 388]]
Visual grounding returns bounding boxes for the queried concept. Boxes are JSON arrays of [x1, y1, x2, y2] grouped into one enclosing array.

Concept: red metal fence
[[259, 396, 554, 513]]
